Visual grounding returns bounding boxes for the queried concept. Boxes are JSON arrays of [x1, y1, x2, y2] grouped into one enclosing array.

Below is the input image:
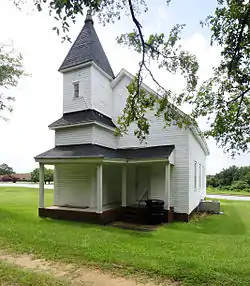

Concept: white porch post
[[122, 165, 127, 207], [165, 163, 171, 210], [39, 163, 45, 208], [96, 164, 103, 213]]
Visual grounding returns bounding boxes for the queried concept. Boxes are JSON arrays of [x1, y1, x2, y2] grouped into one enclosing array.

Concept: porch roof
[[35, 144, 174, 162]]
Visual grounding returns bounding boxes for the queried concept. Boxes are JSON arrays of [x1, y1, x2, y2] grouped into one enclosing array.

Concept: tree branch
[[127, 0, 145, 93], [127, 1, 173, 101], [228, 3, 250, 74], [143, 64, 165, 97], [227, 88, 250, 105], [235, 91, 245, 127], [145, 42, 177, 60]]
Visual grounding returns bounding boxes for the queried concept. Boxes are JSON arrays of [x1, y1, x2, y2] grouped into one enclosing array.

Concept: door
[[136, 166, 150, 201]]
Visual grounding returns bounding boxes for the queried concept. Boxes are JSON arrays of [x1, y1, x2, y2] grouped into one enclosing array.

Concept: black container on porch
[[122, 199, 165, 225], [146, 199, 165, 224]]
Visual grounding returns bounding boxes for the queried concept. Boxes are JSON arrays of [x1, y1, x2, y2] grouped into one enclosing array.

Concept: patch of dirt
[[0, 251, 179, 286]]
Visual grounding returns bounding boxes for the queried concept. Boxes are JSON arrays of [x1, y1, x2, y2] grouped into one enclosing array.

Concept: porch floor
[[46, 203, 119, 213]]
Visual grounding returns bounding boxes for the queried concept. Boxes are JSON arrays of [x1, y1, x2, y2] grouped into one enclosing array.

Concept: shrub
[[220, 185, 231, 191], [1, 175, 12, 182], [12, 177, 19, 183], [231, 180, 250, 190]]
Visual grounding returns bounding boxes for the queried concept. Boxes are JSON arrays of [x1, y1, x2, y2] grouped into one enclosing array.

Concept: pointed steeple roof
[[59, 10, 114, 78]]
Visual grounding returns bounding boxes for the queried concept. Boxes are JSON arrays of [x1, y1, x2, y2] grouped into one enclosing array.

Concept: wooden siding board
[[113, 76, 189, 213], [93, 126, 117, 148], [103, 165, 121, 206], [127, 165, 136, 205], [188, 130, 206, 213], [54, 164, 94, 208], [55, 125, 116, 148], [91, 65, 112, 117], [150, 163, 165, 201], [63, 67, 91, 114], [55, 126, 93, 146]]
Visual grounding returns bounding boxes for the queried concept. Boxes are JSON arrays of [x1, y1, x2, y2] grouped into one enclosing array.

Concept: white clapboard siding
[[127, 165, 137, 205], [136, 166, 150, 201], [150, 163, 166, 201], [55, 126, 93, 146], [63, 67, 91, 114], [92, 125, 117, 148], [54, 164, 94, 207], [188, 130, 206, 213], [91, 65, 112, 117], [112, 75, 190, 213], [103, 165, 121, 205]]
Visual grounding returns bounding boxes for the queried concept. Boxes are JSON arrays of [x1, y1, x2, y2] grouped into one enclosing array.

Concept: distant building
[[0, 173, 31, 181]]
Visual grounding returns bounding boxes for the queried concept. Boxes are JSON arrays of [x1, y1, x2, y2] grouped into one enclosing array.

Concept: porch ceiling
[[35, 143, 175, 163]]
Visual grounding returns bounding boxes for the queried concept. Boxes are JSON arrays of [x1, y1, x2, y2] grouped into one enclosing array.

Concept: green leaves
[[12, 0, 250, 155], [0, 44, 25, 116], [117, 0, 250, 156], [115, 6, 198, 142], [191, 0, 250, 155], [0, 163, 14, 175], [30, 167, 54, 183]]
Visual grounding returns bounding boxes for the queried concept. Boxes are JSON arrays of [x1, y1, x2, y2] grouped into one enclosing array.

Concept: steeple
[[85, 9, 93, 24], [59, 10, 114, 78]]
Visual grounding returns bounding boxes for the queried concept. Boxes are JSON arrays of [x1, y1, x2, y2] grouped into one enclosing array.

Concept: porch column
[[39, 163, 44, 208], [165, 163, 171, 210], [96, 164, 103, 214], [122, 165, 127, 207]]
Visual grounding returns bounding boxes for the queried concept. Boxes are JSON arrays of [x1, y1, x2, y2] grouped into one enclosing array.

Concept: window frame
[[194, 161, 197, 191], [73, 81, 80, 98], [202, 166, 206, 190], [199, 164, 202, 190]]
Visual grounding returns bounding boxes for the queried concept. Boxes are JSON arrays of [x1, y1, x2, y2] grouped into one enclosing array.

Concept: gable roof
[[112, 69, 209, 155], [35, 144, 175, 161], [49, 110, 116, 130], [58, 13, 114, 78]]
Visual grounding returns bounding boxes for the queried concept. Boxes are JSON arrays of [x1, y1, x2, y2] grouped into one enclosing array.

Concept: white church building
[[35, 12, 209, 224]]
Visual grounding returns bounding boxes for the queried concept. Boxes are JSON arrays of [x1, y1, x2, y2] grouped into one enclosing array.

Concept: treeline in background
[[207, 165, 250, 192]]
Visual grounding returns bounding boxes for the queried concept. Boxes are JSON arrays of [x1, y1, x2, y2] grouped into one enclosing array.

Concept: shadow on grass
[[38, 217, 155, 238], [0, 207, 154, 240], [0, 200, 247, 238], [168, 205, 247, 235]]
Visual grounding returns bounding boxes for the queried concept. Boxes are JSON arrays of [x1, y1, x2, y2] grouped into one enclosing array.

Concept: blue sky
[[0, 0, 249, 174]]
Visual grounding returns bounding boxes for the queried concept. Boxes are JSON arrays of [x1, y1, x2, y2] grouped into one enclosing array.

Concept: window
[[199, 164, 202, 190], [202, 166, 206, 190], [194, 161, 197, 191], [73, 82, 79, 98]]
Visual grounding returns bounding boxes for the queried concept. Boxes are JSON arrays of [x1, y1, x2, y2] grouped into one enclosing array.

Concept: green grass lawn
[[0, 187, 250, 286], [0, 261, 67, 286], [207, 186, 250, 196]]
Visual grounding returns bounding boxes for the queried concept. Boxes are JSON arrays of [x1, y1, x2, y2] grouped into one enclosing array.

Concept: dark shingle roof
[[35, 144, 175, 160], [49, 110, 116, 129], [58, 17, 114, 78]]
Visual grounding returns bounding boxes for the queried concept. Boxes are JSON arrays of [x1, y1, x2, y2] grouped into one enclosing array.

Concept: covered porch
[[35, 144, 175, 225]]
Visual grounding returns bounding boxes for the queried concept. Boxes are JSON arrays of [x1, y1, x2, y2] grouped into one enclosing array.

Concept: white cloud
[[0, 0, 249, 174]]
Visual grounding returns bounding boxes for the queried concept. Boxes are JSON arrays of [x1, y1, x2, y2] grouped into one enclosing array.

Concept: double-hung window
[[199, 164, 202, 190], [194, 161, 197, 191], [73, 82, 79, 98]]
